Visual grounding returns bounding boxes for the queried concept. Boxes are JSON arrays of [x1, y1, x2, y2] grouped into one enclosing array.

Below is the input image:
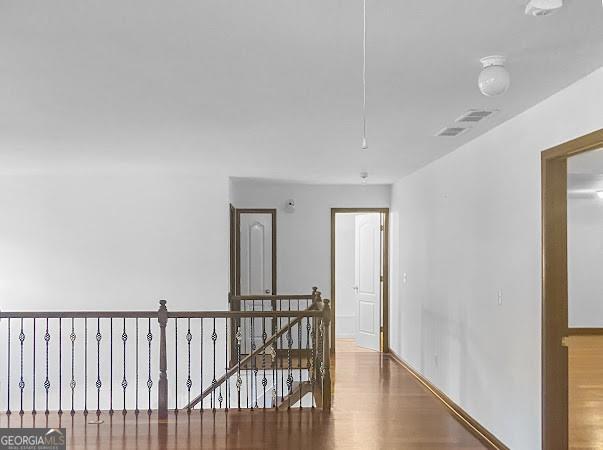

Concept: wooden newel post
[[158, 300, 168, 419], [228, 293, 239, 367], [311, 286, 318, 305], [322, 298, 332, 411], [314, 290, 323, 382]]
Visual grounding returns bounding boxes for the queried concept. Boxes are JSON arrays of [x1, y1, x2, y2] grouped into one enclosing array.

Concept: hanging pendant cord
[[361, 0, 368, 149]]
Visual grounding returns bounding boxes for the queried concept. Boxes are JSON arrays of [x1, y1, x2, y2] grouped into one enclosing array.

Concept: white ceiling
[[1, 0, 602, 182]]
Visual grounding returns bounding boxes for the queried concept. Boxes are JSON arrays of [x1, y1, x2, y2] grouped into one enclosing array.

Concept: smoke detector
[[525, 0, 563, 16]]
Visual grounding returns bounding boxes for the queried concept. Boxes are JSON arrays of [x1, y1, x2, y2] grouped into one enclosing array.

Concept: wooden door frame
[[330, 207, 390, 354], [229, 204, 236, 295], [235, 208, 277, 296], [541, 128, 603, 449]]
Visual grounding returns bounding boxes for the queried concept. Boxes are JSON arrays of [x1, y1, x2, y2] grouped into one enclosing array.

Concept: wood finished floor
[[0, 340, 487, 449], [569, 335, 603, 450]]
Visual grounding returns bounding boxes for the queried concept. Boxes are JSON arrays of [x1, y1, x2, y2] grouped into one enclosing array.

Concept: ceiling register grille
[[436, 127, 469, 137], [455, 109, 498, 123], [435, 109, 498, 137]]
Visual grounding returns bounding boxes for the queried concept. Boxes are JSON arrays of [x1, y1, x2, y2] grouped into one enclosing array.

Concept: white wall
[[230, 180, 390, 298], [568, 194, 603, 327], [335, 213, 357, 338], [0, 172, 230, 311], [389, 67, 603, 450], [0, 171, 231, 412]]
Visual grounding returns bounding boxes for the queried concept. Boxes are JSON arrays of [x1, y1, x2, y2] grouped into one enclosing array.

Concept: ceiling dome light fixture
[[478, 55, 510, 97], [360, 171, 368, 183], [596, 190, 603, 199], [525, 0, 563, 16]]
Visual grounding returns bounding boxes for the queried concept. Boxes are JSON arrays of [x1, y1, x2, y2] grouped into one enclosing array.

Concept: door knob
[[265, 289, 271, 294]]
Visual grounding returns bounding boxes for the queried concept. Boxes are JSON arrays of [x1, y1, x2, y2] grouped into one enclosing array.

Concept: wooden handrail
[[0, 310, 323, 319], [228, 287, 318, 302], [168, 310, 322, 319], [229, 294, 314, 301], [0, 311, 158, 319]]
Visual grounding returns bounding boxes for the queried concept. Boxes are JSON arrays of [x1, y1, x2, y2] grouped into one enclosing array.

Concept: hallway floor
[[0, 340, 487, 449]]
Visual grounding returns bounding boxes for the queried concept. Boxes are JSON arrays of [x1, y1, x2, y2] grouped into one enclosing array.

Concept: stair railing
[[0, 290, 332, 417]]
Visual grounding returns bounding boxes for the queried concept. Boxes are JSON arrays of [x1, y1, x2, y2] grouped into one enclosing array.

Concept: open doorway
[[541, 129, 603, 449], [331, 208, 389, 353]]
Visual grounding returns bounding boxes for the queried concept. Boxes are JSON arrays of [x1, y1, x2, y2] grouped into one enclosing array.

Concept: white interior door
[[239, 213, 273, 296], [239, 212, 273, 353], [354, 214, 381, 351]]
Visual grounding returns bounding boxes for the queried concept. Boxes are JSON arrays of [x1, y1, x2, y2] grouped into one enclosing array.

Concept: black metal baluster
[[318, 317, 324, 401], [95, 318, 101, 417], [224, 317, 230, 412], [245, 318, 253, 409], [70, 318, 76, 416], [19, 318, 25, 415], [83, 318, 87, 415], [280, 316, 284, 403], [287, 314, 293, 409], [135, 318, 139, 415], [262, 302, 267, 408], [235, 325, 241, 410], [225, 318, 229, 411], [186, 318, 192, 413], [121, 318, 128, 415], [174, 318, 178, 413], [311, 316, 316, 408], [298, 319, 302, 409], [272, 312, 277, 409], [44, 318, 50, 415], [200, 319, 203, 412], [58, 317, 63, 415], [252, 300, 257, 409], [6, 317, 11, 415], [110, 318, 114, 415], [217, 323, 223, 410], [146, 318, 153, 415], [32, 317, 36, 415], [246, 320, 250, 409], [211, 319, 217, 410], [306, 315, 311, 408]]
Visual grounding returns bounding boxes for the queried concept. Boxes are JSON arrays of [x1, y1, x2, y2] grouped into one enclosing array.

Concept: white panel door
[[239, 213, 273, 296], [354, 214, 381, 351], [239, 213, 273, 353]]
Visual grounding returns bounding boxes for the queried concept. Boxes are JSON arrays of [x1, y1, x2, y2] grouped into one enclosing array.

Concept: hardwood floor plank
[[568, 335, 603, 450], [0, 341, 487, 449]]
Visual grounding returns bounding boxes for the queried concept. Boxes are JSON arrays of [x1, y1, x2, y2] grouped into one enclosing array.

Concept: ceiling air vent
[[436, 127, 469, 137], [455, 109, 498, 123]]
